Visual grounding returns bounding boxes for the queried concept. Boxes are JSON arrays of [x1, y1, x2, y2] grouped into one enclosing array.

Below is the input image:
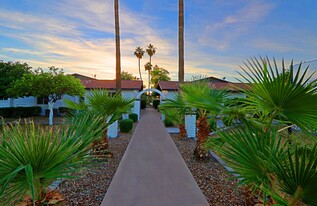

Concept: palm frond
[[238, 57, 317, 132]]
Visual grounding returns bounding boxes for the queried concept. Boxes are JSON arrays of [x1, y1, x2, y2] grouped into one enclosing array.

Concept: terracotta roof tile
[[81, 79, 143, 90], [157, 81, 180, 90], [157, 81, 251, 91]]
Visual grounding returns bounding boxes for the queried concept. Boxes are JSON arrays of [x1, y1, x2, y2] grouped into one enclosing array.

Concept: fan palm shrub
[[238, 57, 317, 132], [206, 57, 317, 205], [0, 110, 105, 205], [159, 94, 189, 140], [180, 81, 227, 160], [65, 90, 134, 156], [207, 125, 317, 205]]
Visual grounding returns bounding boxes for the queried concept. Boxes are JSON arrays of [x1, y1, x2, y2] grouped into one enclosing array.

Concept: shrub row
[[0, 106, 41, 118]]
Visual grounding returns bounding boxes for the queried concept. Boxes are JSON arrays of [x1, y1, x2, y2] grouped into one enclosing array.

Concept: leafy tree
[[134, 47, 145, 80], [121, 71, 137, 80], [7, 67, 85, 126], [150, 65, 171, 87], [0, 61, 32, 98], [144, 62, 152, 88]]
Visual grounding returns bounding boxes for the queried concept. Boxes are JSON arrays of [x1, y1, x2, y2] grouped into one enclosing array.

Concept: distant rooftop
[[71, 73, 143, 90]]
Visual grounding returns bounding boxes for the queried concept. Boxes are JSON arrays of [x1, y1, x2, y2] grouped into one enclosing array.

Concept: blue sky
[[0, 0, 317, 83]]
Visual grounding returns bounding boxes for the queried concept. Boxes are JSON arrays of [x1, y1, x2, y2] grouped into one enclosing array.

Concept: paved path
[[101, 109, 209, 206]]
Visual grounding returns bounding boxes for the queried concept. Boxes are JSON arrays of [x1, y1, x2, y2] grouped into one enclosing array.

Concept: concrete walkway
[[101, 109, 209, 206]]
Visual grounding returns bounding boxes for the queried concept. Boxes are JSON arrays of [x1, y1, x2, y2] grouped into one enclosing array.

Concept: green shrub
[[153, 99, 160, 109], [208, 118, 217, 132], [59, 107, 74, 116], [164, 118, 174, 127], [222, 116, 234, 127], [129, 113, 138, 122], [120, 119, 133, 133], [0, 110, 105, 205], [0, 107, 14, 118], [0, 107, 41, 118], [141, 99, 146, 109]]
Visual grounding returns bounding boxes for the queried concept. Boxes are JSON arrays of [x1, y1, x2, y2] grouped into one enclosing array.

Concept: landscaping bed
[[171, 134, 248, 206], [57, 133, 132, 205]]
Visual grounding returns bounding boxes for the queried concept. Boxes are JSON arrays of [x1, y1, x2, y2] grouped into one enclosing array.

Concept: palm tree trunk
[[195, 116, 210, 160], [114, 0, 121, 94], [148, 70, 150, 89], [178, 0, 184, 83], [138, 59, 142, 80]]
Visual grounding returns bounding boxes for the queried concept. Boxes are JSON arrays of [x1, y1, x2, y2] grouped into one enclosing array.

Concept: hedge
[[0, 106, 41, 118], [164, 118, 174, 127]]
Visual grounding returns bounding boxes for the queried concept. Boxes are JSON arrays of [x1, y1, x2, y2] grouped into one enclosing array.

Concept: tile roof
[[157, 81, 251, 91], [81, 79, 143, 90], [157, 81, 180, 91]]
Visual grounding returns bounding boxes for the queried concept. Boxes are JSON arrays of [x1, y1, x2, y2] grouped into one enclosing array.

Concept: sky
[[0, 0, 317, 83]]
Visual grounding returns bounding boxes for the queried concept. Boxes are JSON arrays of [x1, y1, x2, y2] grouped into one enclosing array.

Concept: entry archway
[[133, 88, 166, 120]]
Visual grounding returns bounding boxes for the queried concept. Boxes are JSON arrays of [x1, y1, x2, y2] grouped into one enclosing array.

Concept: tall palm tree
[[114, 0, 121, 93], [144, 62, 152, 89], [178, 0, 184, 83], [146, 44, 156, 89], [146, 44, 156, 64], [134, 47, 145, 80]]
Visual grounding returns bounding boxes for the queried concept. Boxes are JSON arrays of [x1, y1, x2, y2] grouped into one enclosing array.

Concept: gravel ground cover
[[56, 130, 248, 205], [57, 132, 132, 205], [171, 134, 248, 206]]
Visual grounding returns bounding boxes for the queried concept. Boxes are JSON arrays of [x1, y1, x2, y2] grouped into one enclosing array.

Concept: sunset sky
[[0, 0, 317, 83]]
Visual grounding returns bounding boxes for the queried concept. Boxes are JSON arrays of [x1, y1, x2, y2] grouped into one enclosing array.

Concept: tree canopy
[[8, 67, 85, 125], [121, 71, 137, 80], [150, 65, 171, 86], [0, 61, 32, 98]]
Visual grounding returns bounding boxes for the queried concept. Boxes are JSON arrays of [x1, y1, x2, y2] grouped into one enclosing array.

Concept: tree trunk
[[48, 101, 54, 126], [138, 59, 142, 80], [194, 116, 210, 160], [178, 0, 184, 83], [148, 70, 150, 89], [114, 0, 121, 94], [179, 124, 187, 140]]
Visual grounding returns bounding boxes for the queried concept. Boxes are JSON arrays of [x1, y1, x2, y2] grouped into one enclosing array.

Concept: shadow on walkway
[[101, 109, 209, 206]]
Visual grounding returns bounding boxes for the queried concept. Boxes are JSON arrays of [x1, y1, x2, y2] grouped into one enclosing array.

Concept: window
[[0, 96, 8, 100], [37, 96, 49, 104]]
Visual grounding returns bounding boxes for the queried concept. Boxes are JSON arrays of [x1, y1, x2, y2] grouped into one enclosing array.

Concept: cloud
[[0, 0, 176, 83], [198, 1, 274, 50]]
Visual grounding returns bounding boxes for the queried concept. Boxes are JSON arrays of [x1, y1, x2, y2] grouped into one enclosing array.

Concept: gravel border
[[57, 131, 248, 205]]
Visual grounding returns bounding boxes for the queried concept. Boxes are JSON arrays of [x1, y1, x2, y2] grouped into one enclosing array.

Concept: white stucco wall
[[13, 96, 36, 107], [162, 90, 178, 100]]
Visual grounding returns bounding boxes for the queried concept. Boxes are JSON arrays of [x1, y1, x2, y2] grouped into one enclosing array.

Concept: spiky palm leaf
[[238, 57, 317, 132], [0, 112, 105, 205], [215, 125, 286, 189], [180, 81, 228, 116], [272, 144, 317, 206], [86, 90, 134, 126]]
